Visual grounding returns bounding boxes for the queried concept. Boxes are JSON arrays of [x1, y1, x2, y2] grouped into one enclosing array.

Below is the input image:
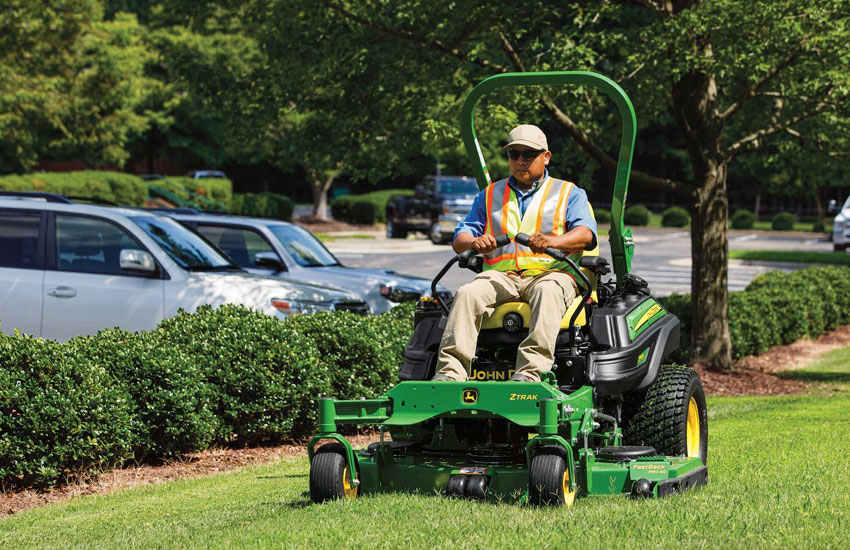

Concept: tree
[[258, 0, 850, 367], [0, 1, 171, 172]]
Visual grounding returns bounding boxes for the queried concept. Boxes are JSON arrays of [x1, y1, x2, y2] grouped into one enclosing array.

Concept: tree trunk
[[754, 194, 761, 221], [671, 65, 733, 369], [689, 160, 733, 368], [813, 189, 824, 221], [311, 173, 335, 220]]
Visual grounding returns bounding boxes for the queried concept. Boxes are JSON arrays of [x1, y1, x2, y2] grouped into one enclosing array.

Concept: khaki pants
[[435, 271, 578, 382]]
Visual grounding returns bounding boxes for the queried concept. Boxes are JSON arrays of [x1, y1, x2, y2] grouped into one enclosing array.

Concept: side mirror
[[254, 251, 286, 272], [120, 249, 157, 273], [828, 199, 841, 216]]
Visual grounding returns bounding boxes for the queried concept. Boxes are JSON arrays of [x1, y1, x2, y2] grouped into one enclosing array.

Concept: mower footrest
[[655, 465, 708, 497]]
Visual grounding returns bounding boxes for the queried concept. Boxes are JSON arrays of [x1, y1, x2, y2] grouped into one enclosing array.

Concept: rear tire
[[528, 447, 576, 507], [309, 443, 358, 503], [622, 365, 708, 464], [834, 243, 847, 252]]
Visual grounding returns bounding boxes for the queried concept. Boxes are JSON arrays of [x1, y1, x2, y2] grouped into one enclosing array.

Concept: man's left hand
[[527, 233, 555, 253]]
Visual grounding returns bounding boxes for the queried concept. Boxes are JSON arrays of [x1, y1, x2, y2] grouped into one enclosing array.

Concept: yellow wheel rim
[[561, 468, 577, 508], [686, 397, 701, 458], [343, 466, 358, 498]]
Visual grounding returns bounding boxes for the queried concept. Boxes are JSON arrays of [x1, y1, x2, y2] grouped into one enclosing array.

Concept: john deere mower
[[308, 72, 707, 506]]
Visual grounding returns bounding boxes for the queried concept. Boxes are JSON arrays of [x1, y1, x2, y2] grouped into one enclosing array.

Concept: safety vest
[[482, 176, 583, 280]]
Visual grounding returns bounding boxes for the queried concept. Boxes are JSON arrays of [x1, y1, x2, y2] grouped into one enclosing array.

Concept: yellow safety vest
[[482, 177, 583, 281]]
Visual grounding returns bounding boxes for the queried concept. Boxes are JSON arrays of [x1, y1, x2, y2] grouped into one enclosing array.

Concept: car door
[[193, 223, 284, 277], [41, 213, 166, 341], [0, 208, 46, 337]]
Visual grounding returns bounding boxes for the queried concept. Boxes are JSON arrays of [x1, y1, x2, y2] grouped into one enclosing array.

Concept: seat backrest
[[579, 204, 600, 302]]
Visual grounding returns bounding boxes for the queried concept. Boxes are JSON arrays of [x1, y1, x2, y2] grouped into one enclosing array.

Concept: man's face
[[508, 145, 551, 186]]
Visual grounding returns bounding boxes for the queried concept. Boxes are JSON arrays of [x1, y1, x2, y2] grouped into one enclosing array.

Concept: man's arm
[[527, 186, 597, 254]]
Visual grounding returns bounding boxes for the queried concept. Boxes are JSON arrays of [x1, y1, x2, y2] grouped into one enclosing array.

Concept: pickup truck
[[385, 176, 480, 244]]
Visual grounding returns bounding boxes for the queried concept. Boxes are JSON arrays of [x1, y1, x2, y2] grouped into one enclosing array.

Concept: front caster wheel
[[528, 447, 576, 507], [309, 443, 358, 503]]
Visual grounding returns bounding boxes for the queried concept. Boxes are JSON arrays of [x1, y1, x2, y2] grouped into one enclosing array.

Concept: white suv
[[0, 193, 368, 341], [830, 197, 850, 251]]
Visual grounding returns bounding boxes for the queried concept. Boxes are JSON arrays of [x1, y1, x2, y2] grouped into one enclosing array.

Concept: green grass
[[728, 250, 850, 265], [4, 389, 849, 549], [750, 220, 831, 233], [781, 346, 850, 390], [314, 233, 377, 243]]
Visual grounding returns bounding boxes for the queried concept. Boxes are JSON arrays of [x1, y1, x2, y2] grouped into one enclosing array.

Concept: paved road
[[325, 227, 833, 296]]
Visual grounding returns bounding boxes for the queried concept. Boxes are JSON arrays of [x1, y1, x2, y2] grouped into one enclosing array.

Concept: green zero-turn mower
[[308, 71, 708, 506]]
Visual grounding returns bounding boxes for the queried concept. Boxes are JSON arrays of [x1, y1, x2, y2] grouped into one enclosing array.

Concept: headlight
[[271, 298, 335, 315], [380, 285, 421, 303], [835, 220, 845, 232]]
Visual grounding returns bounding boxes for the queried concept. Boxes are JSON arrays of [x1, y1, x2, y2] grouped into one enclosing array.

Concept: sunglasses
[[507, 149, 544, 161]]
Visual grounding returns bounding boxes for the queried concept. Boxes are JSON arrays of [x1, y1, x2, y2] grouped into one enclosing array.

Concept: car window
[[195, 225, 277, 268], [129, 215, 235, 271], [0, 210, 41, 269], [436, 178, 479, 195], [268, 224, 339, 267], [55, 214, 143, 275]]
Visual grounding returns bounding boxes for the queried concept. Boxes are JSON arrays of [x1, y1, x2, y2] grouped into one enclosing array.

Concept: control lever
[[431, 233, 512, 314]]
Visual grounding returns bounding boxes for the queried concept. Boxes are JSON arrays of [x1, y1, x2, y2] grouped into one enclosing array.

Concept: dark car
[[385, 176, 479, 243]]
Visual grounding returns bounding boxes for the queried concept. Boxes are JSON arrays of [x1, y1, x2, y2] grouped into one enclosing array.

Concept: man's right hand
[[471, 234, 499, 254]]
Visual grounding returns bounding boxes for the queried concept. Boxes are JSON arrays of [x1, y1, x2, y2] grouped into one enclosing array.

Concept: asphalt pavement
[[324, 227, 833, 296]]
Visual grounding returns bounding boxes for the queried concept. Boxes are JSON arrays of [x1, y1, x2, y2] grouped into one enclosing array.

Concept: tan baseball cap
[[504, 124, 548, 151]]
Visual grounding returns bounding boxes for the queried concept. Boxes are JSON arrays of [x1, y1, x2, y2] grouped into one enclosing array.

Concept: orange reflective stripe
[[485, 184, 495, 236], [534, 177, 554, 234], [553, 181, 573, 235], [501, 183, 511, 236]]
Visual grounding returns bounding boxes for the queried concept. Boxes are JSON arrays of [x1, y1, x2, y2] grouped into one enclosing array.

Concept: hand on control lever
[[471, 234, 499, 254], [526, 233, 556, 253]]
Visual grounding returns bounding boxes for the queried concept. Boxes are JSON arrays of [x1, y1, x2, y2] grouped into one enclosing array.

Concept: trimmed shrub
[[594, 208, 612, 224], [771, 212, 796, 231], [661, 206, 690, 228], [0, 333, 135, 488], [0, 171, 147, 206], [169, 176, 233, 205], [330, 195, 353, 221], [230, 192, 295, 221], [813, 219, 826, 233], [730, 209, 755, 229], [624, 204, 651, 226], [332, 189, 414, 224], [348, 201, 377, 225]]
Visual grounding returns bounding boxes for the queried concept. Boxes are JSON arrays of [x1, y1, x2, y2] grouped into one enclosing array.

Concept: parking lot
[[326, 227, 832, 296]]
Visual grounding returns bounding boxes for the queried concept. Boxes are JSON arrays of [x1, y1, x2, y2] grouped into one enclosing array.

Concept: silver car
[[167, 212, 450, 314]]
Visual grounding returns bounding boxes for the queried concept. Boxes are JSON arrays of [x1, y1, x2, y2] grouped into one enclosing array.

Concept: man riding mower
[[308, 71, 708, 506]]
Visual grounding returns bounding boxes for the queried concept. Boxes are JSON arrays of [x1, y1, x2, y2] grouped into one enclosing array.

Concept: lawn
[[728, 249, 850, 265], [3, 380, 848, 549]]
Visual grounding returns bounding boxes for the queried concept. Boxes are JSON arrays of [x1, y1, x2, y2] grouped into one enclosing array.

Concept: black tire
[[622, 365, 708, 464], [834, 243, 847, 252], [528, 447, 576, 507], [309, 443, 358, 503], [386, 218, 407, 239]]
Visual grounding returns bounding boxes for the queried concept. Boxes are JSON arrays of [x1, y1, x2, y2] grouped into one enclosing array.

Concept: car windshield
[[130, 215, 237, 271], [268, 224, 340, 267], [436, 178, 479, 195]]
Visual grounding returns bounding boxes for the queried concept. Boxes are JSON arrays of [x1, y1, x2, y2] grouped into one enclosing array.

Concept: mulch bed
[[4, 326, 849, 516]]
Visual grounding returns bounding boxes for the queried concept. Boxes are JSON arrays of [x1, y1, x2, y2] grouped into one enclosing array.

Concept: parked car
[[188, 170, 228, 179], [0, 192, 368, 342], [384, 176, 478, 243], [164, 211, 450, 314], [829, 197, 849, 251]]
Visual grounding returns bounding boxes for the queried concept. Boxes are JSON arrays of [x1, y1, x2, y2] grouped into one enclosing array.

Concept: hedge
[[230, 192, 294, 221], [331, 189, 414, 224], [730, 209, 755, 229], [624, 204, 651, 226], [594, 208, 612, 224], [0, 303, 414, 489], [661, 206, 690, 228], [662, 265, 850, 360], [772, 212, 796, 231], [0, 171, 148, 206], [168, 176, 233, 205]]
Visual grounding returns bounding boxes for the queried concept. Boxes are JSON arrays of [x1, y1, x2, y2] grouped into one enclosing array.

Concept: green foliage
[[665, 265, 850, 360], [0, 171, 147, 206], [168, 176, 233, 205], [230, 192, 294, 221], [0, 333, 135, 489], [624, 205, 651, 226], [730, 209, 755, 229], [331, 189, 414, 224], [771, 212, 797, 231], [812, 219, 826, 233], [593, 208, 611, 224], [660, 206, 690, 228]]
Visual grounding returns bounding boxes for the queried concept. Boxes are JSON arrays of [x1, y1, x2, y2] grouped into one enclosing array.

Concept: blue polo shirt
[[454, 170, 598, 250]]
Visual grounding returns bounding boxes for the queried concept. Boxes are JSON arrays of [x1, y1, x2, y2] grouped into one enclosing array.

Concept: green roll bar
[[459, 71, 635, 282]]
